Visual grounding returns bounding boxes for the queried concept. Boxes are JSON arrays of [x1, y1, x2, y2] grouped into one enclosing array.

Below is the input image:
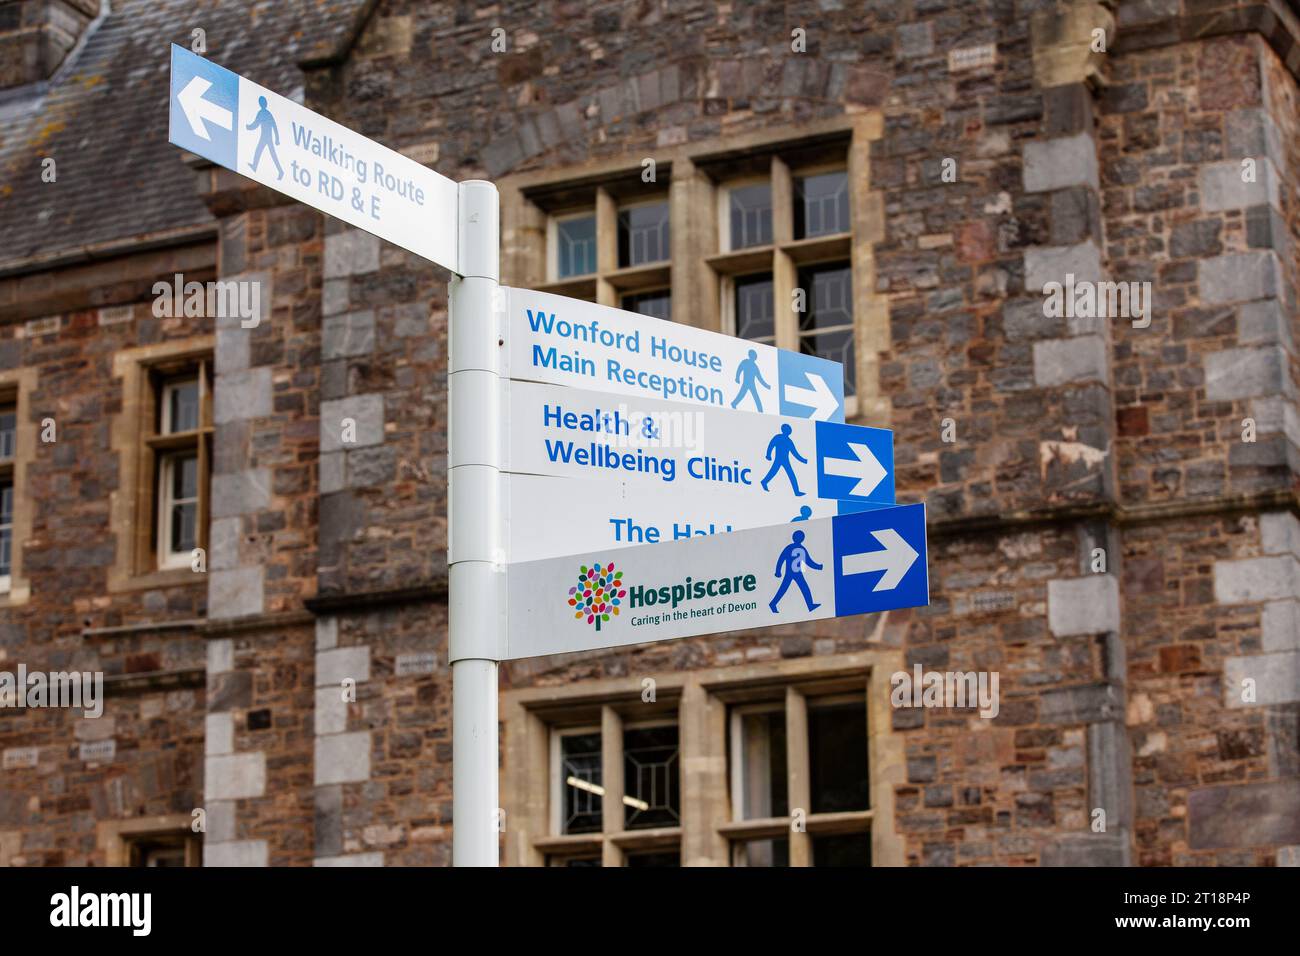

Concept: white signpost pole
[[448, 180, 503, 867]]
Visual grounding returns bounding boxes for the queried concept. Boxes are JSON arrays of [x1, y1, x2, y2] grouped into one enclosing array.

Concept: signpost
[[505, 503, 928, 659], [166, 47, 931, 868]]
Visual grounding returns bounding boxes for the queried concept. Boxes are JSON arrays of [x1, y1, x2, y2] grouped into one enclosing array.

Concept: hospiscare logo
[[568, 559, 762, 632], [568, 562, 627, 631]]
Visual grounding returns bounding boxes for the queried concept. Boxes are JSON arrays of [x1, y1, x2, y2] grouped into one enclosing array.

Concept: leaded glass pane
[[618, 202, 670, 267], [729, 183, 773, 249], [734, 274, 774, 343], [794, 171, 849, 239], [556, 215, 597, 278]]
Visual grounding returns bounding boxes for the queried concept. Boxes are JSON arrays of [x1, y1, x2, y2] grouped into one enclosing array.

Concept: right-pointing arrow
[[782, 373, 839, 421], [840, 528, 918, 592], [822, 441, 887, 497], [177, 76, 233, 140]]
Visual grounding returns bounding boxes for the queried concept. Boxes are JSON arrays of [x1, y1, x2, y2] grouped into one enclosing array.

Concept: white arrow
[[782, 373, 839, 421], [177, 76, 233, 140], [822, 442, 887, 497], [840, 528, 918, 592]]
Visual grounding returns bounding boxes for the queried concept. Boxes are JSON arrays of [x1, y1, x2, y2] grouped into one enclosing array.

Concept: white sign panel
[[168, 45, 458, 272], [504, 288, 847, 422], [505, 503, 929, 659], [505, 473, 860, 564], [504, 381, 893, 521]]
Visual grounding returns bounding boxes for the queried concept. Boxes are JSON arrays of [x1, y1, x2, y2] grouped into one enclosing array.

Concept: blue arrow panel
[[831, 503, 929, 618], [776, 349, 844, 422], [169, 45, 239, 169], [814, 419, 895, 506]]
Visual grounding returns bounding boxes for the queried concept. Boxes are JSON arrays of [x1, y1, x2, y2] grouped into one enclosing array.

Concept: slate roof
[[0, 0, 371, 273]]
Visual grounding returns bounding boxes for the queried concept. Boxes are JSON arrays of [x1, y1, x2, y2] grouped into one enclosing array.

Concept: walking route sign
[[505, 503, 929, 659], [167, 44, 459, 272], [505, 288, 846, 421]]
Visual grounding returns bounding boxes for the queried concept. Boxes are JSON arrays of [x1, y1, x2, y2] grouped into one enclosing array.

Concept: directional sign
[[504, 288, 846, 422], [504, 380, 893, 518], [505, 473, 874, 563], [504, 502, 928, 659], [168, 45, 458, 272]]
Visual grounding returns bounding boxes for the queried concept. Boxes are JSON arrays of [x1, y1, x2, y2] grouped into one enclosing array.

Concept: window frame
[[503, 651, 903, 868], [155, 448, 200, 570], [719, 686, 872, 865], [502, 116, 884, 428], [712, 157, 856, 410], [0, 370, 36, 605], [108, 338, 215, 592], [145, 364, 211, 574], [543, 710, 684, 866]]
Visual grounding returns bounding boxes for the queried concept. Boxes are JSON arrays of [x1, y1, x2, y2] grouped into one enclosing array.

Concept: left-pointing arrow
[[822, 441, 887, 497], [840, 528, 918, 592], [177, 76, 233, 140]]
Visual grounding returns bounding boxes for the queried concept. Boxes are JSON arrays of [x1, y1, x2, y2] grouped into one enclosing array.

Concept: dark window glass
[[623, 724, 680, 830], [731, 837, 789, 867], [560, 731, 603, 834], [556, 215, 597, 278], [0, 410, 15, 460], [797, 263, 853, 334], [552, 856, 601, 867], [736, 708, 787, 819], [625, 850, 679, 867], [799, 330, 855, 397], [734, 274, 775, 344], [168, 453, 199, 554], [808, 700, 869, 814], [618, 202, 670, 267], [167, 380, 200, 433], [794, 171, 849, 239], [797, 263, 854, 397], [621, 290, 671, 321], [0, 481, 11, 577], [729, 183, 773, 249], [812, 831, 872, 867]]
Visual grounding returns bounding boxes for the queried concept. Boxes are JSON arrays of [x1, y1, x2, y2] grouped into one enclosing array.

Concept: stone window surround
[[497, 112, 888, 426], [96, 813, 200, 867], [108, 337, 214, 593], [0, 367, 36, 607], [502, 649, 905, 867]]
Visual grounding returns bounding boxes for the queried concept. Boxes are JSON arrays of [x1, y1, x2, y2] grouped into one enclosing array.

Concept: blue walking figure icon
[[791, 505, 813, 522], [731, 349, 770, 412], [761, 424, 807, 496], [770, 529, 823, 614], [247, 96, 283, 180]]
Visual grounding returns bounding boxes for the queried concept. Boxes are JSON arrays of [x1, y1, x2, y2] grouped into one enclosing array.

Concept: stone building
[[0, 0, 1296, 867]]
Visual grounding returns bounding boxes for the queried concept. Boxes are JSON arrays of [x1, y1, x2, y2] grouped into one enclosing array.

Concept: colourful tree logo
[[568, 561, 626, 632]]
